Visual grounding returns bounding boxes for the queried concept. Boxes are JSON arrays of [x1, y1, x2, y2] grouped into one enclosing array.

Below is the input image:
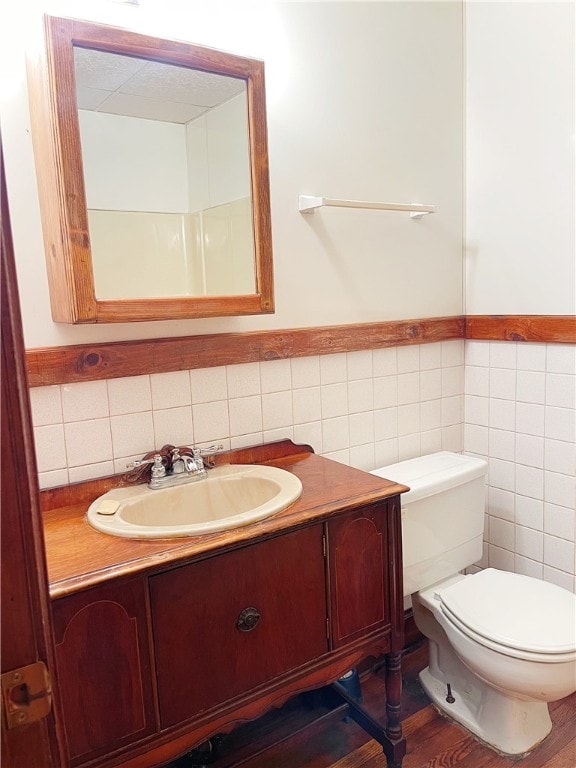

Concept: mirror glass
[[74, 47, 256, 300], [28, 16, 274, 323]]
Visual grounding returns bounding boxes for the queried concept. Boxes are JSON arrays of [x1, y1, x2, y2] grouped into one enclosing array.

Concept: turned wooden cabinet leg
[[384, 651, 403, 742]]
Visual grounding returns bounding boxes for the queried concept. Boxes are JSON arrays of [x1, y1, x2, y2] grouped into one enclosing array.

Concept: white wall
[[0, 0, 464, 348], [465, 1, 575, 314]]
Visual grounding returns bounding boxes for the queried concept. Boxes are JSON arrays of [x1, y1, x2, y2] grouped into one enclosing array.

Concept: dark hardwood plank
[[466, 315, 576, 343]]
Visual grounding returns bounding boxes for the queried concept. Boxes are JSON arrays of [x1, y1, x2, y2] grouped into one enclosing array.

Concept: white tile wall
[[31, 340, 465, 491], [465, 341, 576, 592], [31, 337, 575, 591]]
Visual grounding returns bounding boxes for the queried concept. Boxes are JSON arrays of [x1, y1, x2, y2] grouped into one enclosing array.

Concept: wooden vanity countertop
[[41, 441, 407, 599]]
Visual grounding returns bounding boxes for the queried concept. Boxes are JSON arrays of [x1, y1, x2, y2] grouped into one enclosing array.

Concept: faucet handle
[[126, 453, 167, 478]]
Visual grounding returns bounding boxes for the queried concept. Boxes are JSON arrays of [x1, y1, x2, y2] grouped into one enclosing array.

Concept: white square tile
[[420, 342, 442, 370], [190, 366, 228, 404], [514, 555, 543, 580], [397, 345, 420, 373], [373, 347, 397, 377], [546, 373, 575, 409], [373, 376, 398, 409], [228, 395, 262, 437], [515, 495, 543, 531], [441, 395, 463, 427], [153, 406, 194, 447], [516, 465, 543, 500], [34, 424, 67, 472], [231, 432, 263, 449], [490, 517, 515, 550], [489, 341, 517, 369], [421, 429, 443, 455], [465, 395, 489, 426], [516, 402, 545, 437], [442, 424, 463, 452], [465, 366, 489, 397], [465, 424, 489, 455], [546, 344, 576, 374], [421, 399, 442, 432], [544, 503, 575, 541], [293, 387, 322, 424], [442, 366, 464, 398], [398, 403, 420, 436], [517, 343, 546, 372], [192, 401, 230, 443], [544, 471, 576, 508], [350, 443, 375, 471], [226, 362, 261, 398], [544, 439, 576, 475], [150, 371, 191, 410], [62, 381, 109, 422], [420, 369, 442, 401], [489, 458, 515, 492], [489, 545, 515, 571], [262, 391, 293, 430], [322, 449, 350, 466], [516, 370, 545, 404], [489, 428, 515, 461], [38, 469, 70, 489], [544, 535, 574, 574], [464, 340, 490, 367], [65, 418, 113, 467], [441, 340, 464, 367], [30, 385, 62, 426], [515, 433, 544, 468], [374, 408, 398, 441], [545, 406, 575, 442], [260, 359, 292, 393], [110, 412, 154, 459], [349, 411, 374, 447], [322, 416, 349, 452], [398, 433, 421, 461], [321, 382, 348, 419], [294, 421, 322, 454], [291, 356, 321, 388], [489, 368, 516, 400], [320, 353, 347, 384], [348, 379, 374, 414], [515, 525, 543, 561], [347, 350, 373, 380], [374, 438, 399, 467], [397, 372, 420, 405], [263, 426, 294, 444], [108, 375, 152, 416], [69, 461, 115, 483], [489, 398, 516, 431], [488, 487, 515, 522]]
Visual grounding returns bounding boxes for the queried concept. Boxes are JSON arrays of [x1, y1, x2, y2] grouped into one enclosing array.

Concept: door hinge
[[322, 534, 327, 557], [1, 661, 52, 729]]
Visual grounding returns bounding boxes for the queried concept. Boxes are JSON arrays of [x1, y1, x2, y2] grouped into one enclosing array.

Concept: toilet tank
[[371, 452, 488, 596]]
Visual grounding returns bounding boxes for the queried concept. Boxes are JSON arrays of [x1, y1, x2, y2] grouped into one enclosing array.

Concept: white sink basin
[[86, 464, 303, 539]]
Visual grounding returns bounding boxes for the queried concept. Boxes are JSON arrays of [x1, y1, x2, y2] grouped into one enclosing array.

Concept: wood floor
[[170, 643, 576, 768]]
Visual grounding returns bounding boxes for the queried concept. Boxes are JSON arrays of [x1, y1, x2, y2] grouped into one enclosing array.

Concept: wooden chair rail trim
[[25, 314, 574, 387]]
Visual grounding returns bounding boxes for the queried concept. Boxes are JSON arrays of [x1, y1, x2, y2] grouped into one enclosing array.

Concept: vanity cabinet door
[[326, 503, 390, 649], [52, 577, 156, 765], [150, 524, 328, 728]]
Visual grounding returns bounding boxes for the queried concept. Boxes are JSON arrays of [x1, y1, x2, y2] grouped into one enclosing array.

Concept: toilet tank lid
[[440, 569, 576, 655], [370, 452, 487, 504]]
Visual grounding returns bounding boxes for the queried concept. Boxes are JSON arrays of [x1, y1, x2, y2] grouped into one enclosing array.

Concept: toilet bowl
[[371, 452, 576, 756]]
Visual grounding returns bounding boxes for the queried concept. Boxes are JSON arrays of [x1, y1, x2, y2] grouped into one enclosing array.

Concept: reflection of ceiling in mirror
[[74, 48, 246, 124]]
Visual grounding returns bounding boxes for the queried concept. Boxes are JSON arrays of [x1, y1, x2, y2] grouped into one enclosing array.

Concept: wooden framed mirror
[[28, 15, 274, 323]]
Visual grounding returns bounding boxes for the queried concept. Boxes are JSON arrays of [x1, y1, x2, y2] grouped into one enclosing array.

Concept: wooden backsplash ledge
[[26, 316, 464, 387]]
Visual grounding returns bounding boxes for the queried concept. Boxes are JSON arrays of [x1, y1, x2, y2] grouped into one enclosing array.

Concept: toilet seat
[[437, 569, 576, 661]]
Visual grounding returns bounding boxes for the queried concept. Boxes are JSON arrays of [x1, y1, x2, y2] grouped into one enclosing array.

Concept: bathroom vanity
[[41, 441, 407, 768]]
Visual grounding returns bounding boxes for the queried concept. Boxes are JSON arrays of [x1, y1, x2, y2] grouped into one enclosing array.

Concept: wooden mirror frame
[[28, 15, 274, 323]]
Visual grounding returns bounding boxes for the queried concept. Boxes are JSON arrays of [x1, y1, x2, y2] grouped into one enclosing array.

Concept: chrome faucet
[[126, 444, 222, 490]]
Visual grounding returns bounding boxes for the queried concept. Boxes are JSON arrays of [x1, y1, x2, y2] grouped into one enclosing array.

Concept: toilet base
[[419, 665, 552, 756]]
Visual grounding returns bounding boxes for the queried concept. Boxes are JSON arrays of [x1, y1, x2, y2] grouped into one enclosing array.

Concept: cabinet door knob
[[236, 607, 261, 632]]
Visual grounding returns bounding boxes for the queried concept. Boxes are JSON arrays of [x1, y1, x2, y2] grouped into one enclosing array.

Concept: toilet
[[371, 451, 576, 756]]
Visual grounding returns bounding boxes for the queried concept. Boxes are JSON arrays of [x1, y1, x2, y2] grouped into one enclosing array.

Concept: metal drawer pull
[[237, 607, 261, 632]]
